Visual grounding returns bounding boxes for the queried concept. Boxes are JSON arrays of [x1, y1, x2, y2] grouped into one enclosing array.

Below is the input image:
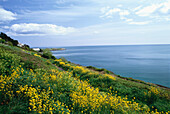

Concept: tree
[[0, 38, 5, 43], [0, 32, 19, 46], [42, 49, 56, 59]]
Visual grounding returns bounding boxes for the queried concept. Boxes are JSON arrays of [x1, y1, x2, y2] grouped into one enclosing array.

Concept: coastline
[[1, 43, 169, 113], [51, 45, 170, 88], [51, 58, 170, 89], [69, 60, 170, 89], [45, 48, 66, 51]]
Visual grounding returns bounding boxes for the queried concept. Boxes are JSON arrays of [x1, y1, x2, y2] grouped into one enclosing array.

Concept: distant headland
[[46, 48, 66, 51]]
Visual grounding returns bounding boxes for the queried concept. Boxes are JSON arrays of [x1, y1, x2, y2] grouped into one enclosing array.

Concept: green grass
[[53, 58, 170, 112], [0, 43, 169, 114]]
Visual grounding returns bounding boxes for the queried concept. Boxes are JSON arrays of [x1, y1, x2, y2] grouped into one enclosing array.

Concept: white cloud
[[0, 7, 17, 22], [100, 6, 110, 14], [100, 6, 152, 25], [119, 10, 130, 16], [128, 21, 150, 25], [105, 8, 121, 17], [135, 1, 170, 16], [136, 4, 162, 17], [120, 17, 133, 22], [125, 18, 133, 22], [100, 1, 170, 25], [101, 7, 130, 19], [160, 1, 170, 13], [2, 26, 9, 29], [93, 31, 99, 34], [133, 5, 143, 12], [6, 23, 76, 36], [56, 0, 66, 4], [165, 17, 170, 21], [117, 4, 123, 7], [134, 1, 170, 21]]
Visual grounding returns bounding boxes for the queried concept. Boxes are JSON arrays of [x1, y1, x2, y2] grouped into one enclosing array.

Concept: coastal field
[[0, 43, 170, 114]]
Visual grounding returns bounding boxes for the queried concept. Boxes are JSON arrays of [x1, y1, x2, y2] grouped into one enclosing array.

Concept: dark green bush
[[86, 66, 113, 74], [0, 32, 19, 46], [23, 61, 37, 69], [0, 39, 5, 43], [0, 48, 20, 75], [42, 49, 56, 59]]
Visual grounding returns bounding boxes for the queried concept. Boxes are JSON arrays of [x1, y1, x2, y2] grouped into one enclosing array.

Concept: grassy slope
[[0, 43, 169, 114], [53, 59, 170, 112]]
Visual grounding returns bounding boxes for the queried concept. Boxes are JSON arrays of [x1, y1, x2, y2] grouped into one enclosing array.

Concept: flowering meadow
[[0, 44, 170, 114]]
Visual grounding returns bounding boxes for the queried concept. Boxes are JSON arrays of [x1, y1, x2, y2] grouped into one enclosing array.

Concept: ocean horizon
[[50, 44, 170, 87]]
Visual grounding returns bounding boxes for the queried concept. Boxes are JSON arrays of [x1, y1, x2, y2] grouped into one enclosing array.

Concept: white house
[[32, 48, 40, 52], [17, 43, 24, 47]]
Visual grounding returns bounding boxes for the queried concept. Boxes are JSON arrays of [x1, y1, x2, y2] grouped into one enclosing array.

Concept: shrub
[[23, 60, 37, 69], [0, 48, 20, 75], [0, 39, 5, 43], [42, 49, 56, 59], [7, 41, 13, 46], [0, 32, 19, 46], [87, 66, 113, 74]]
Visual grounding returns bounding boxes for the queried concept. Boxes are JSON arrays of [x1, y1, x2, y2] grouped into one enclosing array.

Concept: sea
[[51, 44, 170, 88]]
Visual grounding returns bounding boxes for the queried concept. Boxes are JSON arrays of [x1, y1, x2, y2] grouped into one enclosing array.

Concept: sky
[[0, 0, 170, 47]]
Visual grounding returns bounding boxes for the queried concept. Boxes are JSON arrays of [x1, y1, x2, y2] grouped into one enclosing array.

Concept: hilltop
[[0, 33, 170, 114]]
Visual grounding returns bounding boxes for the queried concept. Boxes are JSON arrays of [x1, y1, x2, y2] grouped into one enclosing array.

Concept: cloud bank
[[6, 23, 76, 36], [0, 7, 16, 22], [100, 0, 170, 25]]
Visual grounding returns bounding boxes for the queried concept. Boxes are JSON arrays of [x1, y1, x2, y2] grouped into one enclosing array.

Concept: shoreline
[[51, 45, 170, 88], [45, 48, 66, 51], [85, 63, 170, 89], [54, 56, 170, 89]]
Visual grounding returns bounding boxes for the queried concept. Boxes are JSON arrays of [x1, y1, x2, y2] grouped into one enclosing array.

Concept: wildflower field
[[0, 43, 170, 114]]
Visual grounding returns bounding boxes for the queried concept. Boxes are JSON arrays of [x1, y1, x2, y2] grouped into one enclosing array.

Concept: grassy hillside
[[0, 43, 170, 114]]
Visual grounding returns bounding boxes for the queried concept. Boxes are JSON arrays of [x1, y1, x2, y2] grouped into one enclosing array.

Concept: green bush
[[42, 49, 56, 59], [7, 41, 13, 46], [0, 48, 20, 75], [0, 32, 19, 46], [0, 39, 5, 43], [86, 66, 113, 74], [23, 60, 38, 69]]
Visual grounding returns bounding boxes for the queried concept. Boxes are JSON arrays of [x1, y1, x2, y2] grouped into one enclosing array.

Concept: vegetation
[[0, 38, 5, 43], [0, 43, 170, 114], [0, 32, 19, 46], [86, 66, 114, 74], [53, 59, 170, 112], [42, 49, 56, 60], [46, 48, 66, 51]]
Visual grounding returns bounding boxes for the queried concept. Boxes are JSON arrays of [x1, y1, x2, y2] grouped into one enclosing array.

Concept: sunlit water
[[51, 45, 170, 87]]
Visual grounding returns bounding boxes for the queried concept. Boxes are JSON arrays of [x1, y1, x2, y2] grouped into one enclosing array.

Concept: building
[[32, 48, 40, 52], [17, 43, 24, 47]]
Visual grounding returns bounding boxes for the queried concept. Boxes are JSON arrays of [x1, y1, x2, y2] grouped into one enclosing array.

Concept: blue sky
[[0, 0, 170, 47]]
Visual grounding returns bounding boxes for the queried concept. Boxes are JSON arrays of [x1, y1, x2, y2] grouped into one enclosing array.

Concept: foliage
[[0, 48, 21, 75], [54, 58, 170, 113], [22, 44, 30, 50], [0, 32, 19, 46], [0, 43, 169, 114], [0, 38, 5, 43], [42, 49, 56, 59], [87, 66, 114, 74], [23, 60, 38, 69]]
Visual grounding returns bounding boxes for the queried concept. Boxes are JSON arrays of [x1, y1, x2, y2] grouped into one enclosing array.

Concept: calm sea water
[[51, 45, 170, 87]]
